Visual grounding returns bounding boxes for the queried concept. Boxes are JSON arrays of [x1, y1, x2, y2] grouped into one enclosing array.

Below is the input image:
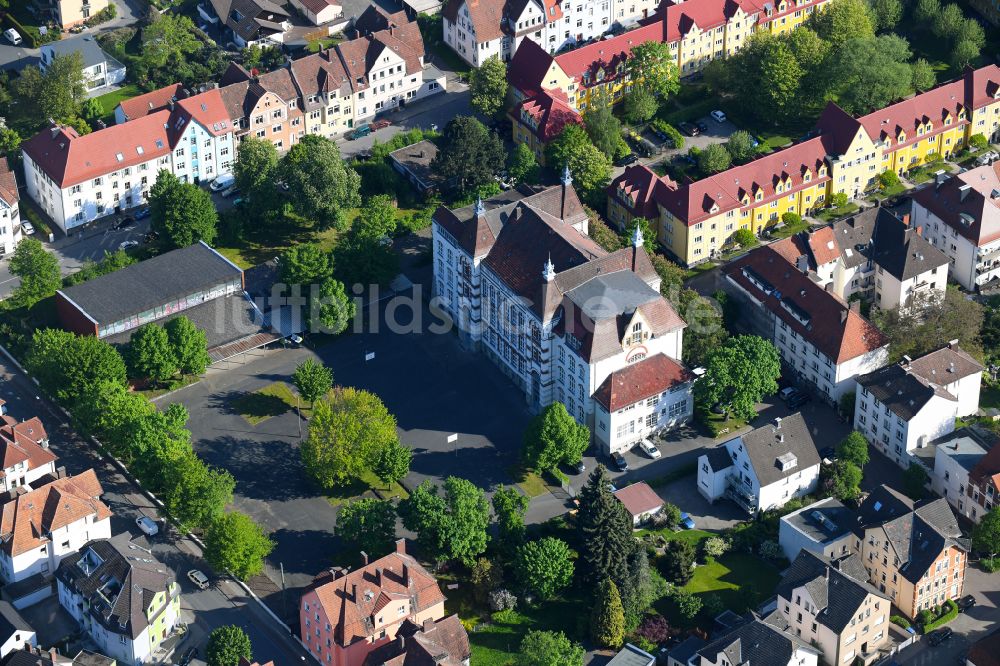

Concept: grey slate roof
[[831, 207, 948, 280], [58, 241, 243, 325], [564, 270, 660, 321], [605, 644, 655, 666], [781, 497, 854, 545], [933, 427, 995, 472], [857, 363, 955, 421], [42, 36, 110, 69], [704, 446, 734, 472], [55, 532, 176, 640], [667, 636, 705, 665], [731, 414, 821, 487], [775, 551, 888, 633], [696, 617, 813, 666], [0, 601, 32, 643]]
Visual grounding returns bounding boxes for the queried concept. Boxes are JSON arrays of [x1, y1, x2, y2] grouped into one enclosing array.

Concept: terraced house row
[[608, 64, 1000, 266]]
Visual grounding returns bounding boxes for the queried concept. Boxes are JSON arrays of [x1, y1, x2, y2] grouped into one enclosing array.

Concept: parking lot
[[613, 112, 739, 179]]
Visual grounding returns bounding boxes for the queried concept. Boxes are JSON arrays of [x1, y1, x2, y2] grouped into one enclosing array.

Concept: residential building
[[613, 482, 664, 526], [968, 628, 1000, 666], [605, 65, 1000, 265], [0, 159, 22, 256], [911, 164, 1000, 292], [1, 647, 114, 666], [723, 245, 889, 404], [43, 0, 111, 29], [779, 497, 855, 562], [967, 0, 1000, 25], [56, 533, 181, 665], [509, 89, 582, 164], [40, 37, 126, 94], [853, 485, 968, 619], [289, 0, 342, 24], [855, 343, 983, 467], [0, 413, 58, 492], [927, 427, 998, 523], [114, 84, 186, 124], [772, 551, 891, 666], [0, 602, 35, 659], [209, 0, 291, 46], [0, 471, 112, 586], [605, 644, 655, 666], [432, 176, 690, 451], [299, 540, 452, 666], [664, 636, 704, 666], [363, 616, 470, 666], [695, 616, 819, 666], [697, 414, 822, 514], [389, 141, 445, 194]]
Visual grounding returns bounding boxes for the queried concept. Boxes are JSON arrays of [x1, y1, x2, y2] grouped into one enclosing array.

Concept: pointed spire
[[561, 163, 573, 186], [632, 223, 644, 249], [474, 197, 485, 217], [543, 254, 556, 282]]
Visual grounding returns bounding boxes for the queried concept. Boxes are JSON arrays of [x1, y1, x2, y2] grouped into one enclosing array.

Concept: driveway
[[611, 114, 738, 180]]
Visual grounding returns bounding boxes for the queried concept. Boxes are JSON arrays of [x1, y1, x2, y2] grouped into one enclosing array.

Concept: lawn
[[908, 161, 952, 184], [698, 409, 748, 439], [506, 465, 551, 498], [769, 215, 810, 240], [231, 381, 297, 425], [637, 527, 715, 547], [91, 84, 143, 122], [305, 35, 343, 53], [981, 384, 1000, 410], [326, 468, 409, 506], [816, 203, 860, 223]]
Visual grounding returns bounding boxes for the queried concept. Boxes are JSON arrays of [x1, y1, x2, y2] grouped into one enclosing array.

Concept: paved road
[[0, 354, 310, 665]]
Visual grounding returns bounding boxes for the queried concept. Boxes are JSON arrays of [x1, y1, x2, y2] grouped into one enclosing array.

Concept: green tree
[[432, 116, 506, 194], [651, 254, 686, 299], [590, 578, 625, 648], [584, 95, 623, 158], [149, 170, 218, 248], [902, 463, 929, 500], [470, 55, 509, 118], [471, 557, 501, 604], [830, 35, 914, 115], [336, 498, 397, 557], [234, 136, 279, 199], [135, 13, 203, 86], [809, 0, 875, 46], [695, 335, 781, 420], [837, 431, 870, 469], [952, 39, 981, 68], [371, 439, 412, 488], [972, 506, 1000, 559], [128, 323, 178, 383], [399, 477, 491, 565], [588, 209, 624, 252], [204, 511, 274, 580], [622, 87, 658, 124], [292, 359, 333, 406], [516, 630, 585, 666], [163, 453, 235, 532], [662, 539, 696, 585], [241, 44, 263, 70], [970, 134, 991, 151], [873, 289, 984, 361], [492, 484, 530, 547], [624, 217, 656, 255], [81, 97, 104, 126], [869, 0, 903, 29], [933, 3, 966, 40], [731, 34, 804, 122], [909, 59, 937, 92], [508, 142, 539, 183], [311, 277, 356, 334], [827, 460, 863, 501], [731, 228, 757, 248], [577, 466, 634, 586], [672, 589, 702, 621], [545, 124, 591, 169], [357, 194, 398, 241], [27, 329, 128, 406], [913, 0, 941, 23], [698, 143, 732, 175], [165, 316, 211, 376], [9, 238, 61, 308], [334, 231, 400, 287], [0, 126, 21, 156], [281, 134, 362, 229], [566, 143, 612, 207], [516, 537, 575, 599], [679, 290, 729, 367], [627, 41, 679, 99], [206, 625, 252, 666], [301, 387, 398, 489], [725, 130, 758, 164], [11, 53, 86, 128], [280, 243, 334, 286], [523, 402, 590, 471], [878, 169, 902, 190]]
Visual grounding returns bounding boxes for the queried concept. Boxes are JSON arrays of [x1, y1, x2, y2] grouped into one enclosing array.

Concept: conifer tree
[[577, 465, 634, 586], [591, 578, 625, 648]]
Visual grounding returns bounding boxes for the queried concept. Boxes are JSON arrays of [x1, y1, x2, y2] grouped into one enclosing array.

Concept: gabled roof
[[0, 600, 33, 643], [364, 615, 470, 666], [969, 433, 1000, 494], [175, 88, 233, 137], [507, 38, 555, 97], [116, 83, 185, 122], [830, 207, 949, 281], [442, 0, 505, 43], [910, 163, 1000, 248], [726, 413, 821, 488], [593, 353, 692, 410], [210, 0, 289, 43], [41, 36, 111, 70], [511, 89, 582, 142], [724, 245, 888, 363], [613, 482, 664, 518], [607, 165, 678, 220], [0, 416, 56, 478], [0, 158, 18, 208], [697, 617, 815, 666]]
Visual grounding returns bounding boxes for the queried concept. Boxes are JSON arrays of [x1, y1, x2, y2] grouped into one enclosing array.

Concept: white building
[[432, 174, 690, 448], [695, 617, 819, 666], [0, 415, 58, 492], [0, 601, 35, 659], [56, 533, 181, 666], [0, 470, 112, 586], [855, 343, 983, 468], [724, 245, 890, 406], [697, 414, 822, 514], [927, 427, 996, 522], [289, 0, 341, 24], [40, 36, 126, 94], [0, 159, 22, 256], [778, 497, 855, 562], [911, 164, 1000, 292]]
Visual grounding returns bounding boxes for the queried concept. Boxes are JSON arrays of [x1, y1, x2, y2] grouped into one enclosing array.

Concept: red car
[[369, 119, 392, 130]]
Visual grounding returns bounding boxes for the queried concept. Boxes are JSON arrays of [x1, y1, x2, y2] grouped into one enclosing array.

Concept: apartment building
[[0, 414, 58, 492], [607, 65, 1000, 266], [56, 533, 181, 666], [911, 164, 1000, 292], [779, 497, 855, 561], [432, 175, 690, 450], [0, 471, 112, 586], [299, 540, 461, 666], [40, 37, 125, 94], [927, 427, 998, 523], [723, 245, 889, 404], [209, 0, 291, 47], [854, 485, 968, 619], [773, 551, 890, 666], [695, 617, 819, 666], [855, 343, 983, 468], [963, 434, 1000, 523], [0, 159, 22, 256], [510, 89, 583, 164], [44, 0, 111, 28], [697, 414, 821, 514]]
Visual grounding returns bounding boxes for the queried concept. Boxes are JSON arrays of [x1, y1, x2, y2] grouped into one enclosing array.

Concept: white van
[[209, 173, 235, 191], [3, 29, 22, 46]]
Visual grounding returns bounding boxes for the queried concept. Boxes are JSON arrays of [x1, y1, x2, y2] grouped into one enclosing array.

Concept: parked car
[[710, 110, 727, 123], [958, 595, 977, 612], [639, 439, 661, 459], [221, 184, 239, 198], [612, 452, 629, 472], [787, 392, 812, 409], [210, 174, 235, 191], [187, 569, 211, 590], [178, 647, 198, 666], [369, 119, 392, 130], [819, 446, 837, 463], [576, 460, 586, 474], [119, 240, 139, 250], [679, 512, 696, 529], [678, 122, 700, 137], [347, 125, 372, 140], [928, 627, 953, 647], [21, 222, 35, 235], [114, 216, 135, 231], [3, 29, 22, 46], [976, 150, 999, 166], [133, 206, 151, 220], [616, 153, 638, 167], [696, 120, 709, 133], [135, 516, 159, 537], [779, 387, 799, 402]]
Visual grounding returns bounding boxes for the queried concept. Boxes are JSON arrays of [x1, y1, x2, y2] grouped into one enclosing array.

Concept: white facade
[[39, 41, 126, 93], [169, 118, 235, 186], [595, 382, 693, 455], [0, 624, 35, 659], [0, 513, 111, 585], [855, 386, 956, 468], [915, 202, 1000, 292], [873, 262, 948, 310], [778, 500, 854, 562], [0, 188, 21, 256], [0, 457, 56, 493]]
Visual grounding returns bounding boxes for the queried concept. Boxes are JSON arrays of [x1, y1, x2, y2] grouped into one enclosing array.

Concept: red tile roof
[[553, 20, 666, 85], [613, 482, 664, 517], [593, 352, 692, 410], [116, 83, 184, 122], [969, 439, 1000, 495], [725, 246, 888, 363], [608, 164, 678, 220], [0, 158, 18, 207], [0, 417, 56, 477], [910, 164, 1000, 247], [176, 88, 232, 137], [511, 89, 582, 142], [508, 39, 555, 98], [442, 0, 505, 43], [806, 226, 840, 265]]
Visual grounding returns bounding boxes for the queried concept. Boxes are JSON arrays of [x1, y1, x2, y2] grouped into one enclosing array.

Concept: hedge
[[922, 599, 958, 633], [889, 615, 910, 630], [1, 13, 38, 48]]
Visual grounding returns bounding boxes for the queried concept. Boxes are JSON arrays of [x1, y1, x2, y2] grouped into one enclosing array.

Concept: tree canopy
[[337, 498, 398, 558], [399, 476, 491, 565], [627, 41, 680, 99], [27, 328, 128, 406], [972, 507, 1000, 559], [128, 323, 177, 383], [292, 359, 333, 405], [523, 402, 590, 472], [470, 56, 509, 118], [516, 631, 585, 666], [515, 537, 575, 600], [577, 466, 634, 586], [9, 238, 61, 308], [281, 135, 362, 229], [873, 289, 983, 361], [204, 511, 274, 580], [149, 170, 218, 248], [694, 335, 781, 420], [165, 316, 211, 376], [432, 116, 506, 194], [584, 95, 623, 158], [206, 625, 252, 666]]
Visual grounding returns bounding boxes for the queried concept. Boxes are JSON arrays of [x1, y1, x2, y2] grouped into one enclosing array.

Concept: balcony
[[726, 479, 758, 514]]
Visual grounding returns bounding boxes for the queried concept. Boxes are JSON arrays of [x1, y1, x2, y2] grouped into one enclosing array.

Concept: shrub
[[489, 588, 518, 612], [969, 134, 990, 151], [635, 614, 670, 643], [924, 151, 943, 164], [652, 119, 685, 150], [982, 556, 1000, 573], [916, 609, 934, 628], [492, 608, 520, 624], [653, 502, 681, 530], [922, 600, 959, 633], [830, 192, 849, 208], [781, 212, 802, 227], [702, 537, 730, 558], [878, 170, 901, 189], [890, 615, 910, 630], [758, 540, 782, 560]]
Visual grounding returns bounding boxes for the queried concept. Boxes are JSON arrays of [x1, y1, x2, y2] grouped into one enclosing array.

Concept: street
[[0, 352, 311, 665]]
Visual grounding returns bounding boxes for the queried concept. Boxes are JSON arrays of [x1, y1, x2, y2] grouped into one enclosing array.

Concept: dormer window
[[804, 172, 811, 182], [898, 132, 906, 142], [755, 191, 763, 202]]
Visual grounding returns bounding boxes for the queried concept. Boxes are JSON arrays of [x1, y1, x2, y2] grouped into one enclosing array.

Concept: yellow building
[[509, 89, 583, 164]]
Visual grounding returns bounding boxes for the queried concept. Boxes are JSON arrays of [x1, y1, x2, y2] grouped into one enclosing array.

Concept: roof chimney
[[840, 309, 848, 323], [423, 618, 434, 633], [360, 551, 368, 565], [395, 538, 406, 555], [774, 417, 782, 429], [901, 213, 911, 227]]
